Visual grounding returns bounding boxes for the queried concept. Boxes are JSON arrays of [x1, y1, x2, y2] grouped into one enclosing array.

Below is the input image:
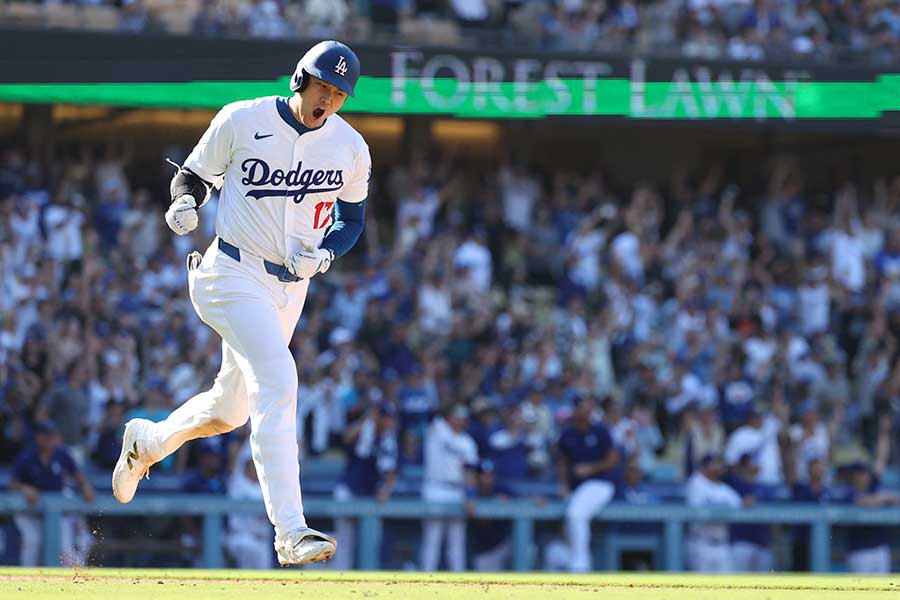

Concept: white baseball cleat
[[112, 418, 158, 504], [275, 527, 337, 566]]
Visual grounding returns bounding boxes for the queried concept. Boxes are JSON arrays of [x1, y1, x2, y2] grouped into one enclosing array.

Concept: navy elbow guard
[[170, 167, 211, 208], [320, 199, 366, 258]]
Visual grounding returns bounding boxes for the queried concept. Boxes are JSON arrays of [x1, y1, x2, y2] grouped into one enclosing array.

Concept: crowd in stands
[[2, 136, 900, 569], [4, 0, 900, 64]]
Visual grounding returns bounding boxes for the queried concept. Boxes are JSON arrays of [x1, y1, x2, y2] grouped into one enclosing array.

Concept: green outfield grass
[[2, 568, 900, 599]]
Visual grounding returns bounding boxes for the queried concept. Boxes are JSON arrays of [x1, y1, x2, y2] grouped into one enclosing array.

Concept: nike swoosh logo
[[255, 132, 274, 140]]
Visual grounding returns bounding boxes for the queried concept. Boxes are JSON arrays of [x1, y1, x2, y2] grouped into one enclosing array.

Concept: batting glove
[[165, 194, 199, 236], [286, 242, 333, 280]]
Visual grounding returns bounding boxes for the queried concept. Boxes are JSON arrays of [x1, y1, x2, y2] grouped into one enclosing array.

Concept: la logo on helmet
[[334, 56, 348, 76]]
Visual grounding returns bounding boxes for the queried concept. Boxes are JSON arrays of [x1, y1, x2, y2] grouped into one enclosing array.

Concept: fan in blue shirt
[[723, 453, 774, 572], [789, 457, 832, 571], [614, 457, 659, 535], [465, 460, 518, 571], [332, 403, 399, 570], [841, 415, 900, 574]]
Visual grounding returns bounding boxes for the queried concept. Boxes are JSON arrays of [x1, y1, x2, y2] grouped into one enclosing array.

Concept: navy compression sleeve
[[320, 199, 366, 257]]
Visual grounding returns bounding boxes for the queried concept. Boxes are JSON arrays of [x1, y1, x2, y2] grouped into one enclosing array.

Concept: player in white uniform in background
[[111, 40, 372, 566], [685, 453, 742, 572], [226, 445, 274, 569], [420, 405, 479, 572]]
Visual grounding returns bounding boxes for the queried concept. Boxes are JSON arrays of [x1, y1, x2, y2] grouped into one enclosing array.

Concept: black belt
[[217, 238, 301, 283]]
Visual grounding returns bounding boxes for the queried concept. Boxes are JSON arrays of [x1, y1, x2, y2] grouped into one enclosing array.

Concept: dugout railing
[[0, 492, 898, 572]]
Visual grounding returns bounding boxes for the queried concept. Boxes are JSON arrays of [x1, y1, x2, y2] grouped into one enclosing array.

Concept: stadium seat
[[149, 0, 200, 35], [345, 16, 372, 41], [45, 4, 81, 30], [2, 2, 45, 28], [81, 6, 119, 32], [398, 18, 460, 46]]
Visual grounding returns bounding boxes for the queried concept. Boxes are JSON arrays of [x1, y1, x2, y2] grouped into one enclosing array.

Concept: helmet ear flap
[[291, 69, 310, 94]]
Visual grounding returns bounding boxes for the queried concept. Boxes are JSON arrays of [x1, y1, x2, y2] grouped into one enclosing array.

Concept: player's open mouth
[[312, 108, 325, 120]]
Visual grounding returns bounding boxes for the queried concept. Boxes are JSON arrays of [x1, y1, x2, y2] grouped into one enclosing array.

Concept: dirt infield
[[2, 568, 899, 599]]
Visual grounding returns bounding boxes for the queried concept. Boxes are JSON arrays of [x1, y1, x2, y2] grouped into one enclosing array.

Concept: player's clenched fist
[[286, 242, 333, 279], [165, 194, 199, 235]]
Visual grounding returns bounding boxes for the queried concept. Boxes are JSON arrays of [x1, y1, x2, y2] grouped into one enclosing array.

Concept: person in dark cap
[[610, 457, 660, 569], [555, 395, 619, 572], [841, 414, 900, 573], [723, 453, 773, 571], [465, 459, 517, 571], [333, 402, 399, 570], [684, 452, 741, 572], [182, 441, 226, 494], [10, 420, 95, 566], [91, 401, 127, 470], [486, 402, 533, 483], [789, 457, 833, 571], [180, 440, 227, 565]]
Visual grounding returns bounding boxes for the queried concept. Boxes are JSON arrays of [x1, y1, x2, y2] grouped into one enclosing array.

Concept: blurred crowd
[[6, 0, 900, 64], [2, 137, 900, 569]]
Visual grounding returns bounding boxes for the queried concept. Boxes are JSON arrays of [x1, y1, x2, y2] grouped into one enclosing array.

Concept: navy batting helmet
[[290, 40, 360, 98]]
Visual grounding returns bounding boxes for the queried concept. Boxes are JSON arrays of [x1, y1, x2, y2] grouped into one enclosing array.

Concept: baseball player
[[790, 457, 832, 571], [466, 459, 516, 571], [842, 415, 899, 573], [333, 402, 399, 570], [420, 405, 479, 572], [684, 453, 742, 572], [556, 395, 619, 573], [723, 454, 773, 572], [111, 40, 371, 566], [226, 446, 275, 570], [10, 420, 96, 566]]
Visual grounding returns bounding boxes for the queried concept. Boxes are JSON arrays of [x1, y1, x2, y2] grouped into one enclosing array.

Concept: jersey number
[[313, 201, 334, 230]]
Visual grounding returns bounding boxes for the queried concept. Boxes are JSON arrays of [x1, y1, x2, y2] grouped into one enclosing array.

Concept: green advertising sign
[[2, 75, 898, 120], [2, 45, 899, 121]]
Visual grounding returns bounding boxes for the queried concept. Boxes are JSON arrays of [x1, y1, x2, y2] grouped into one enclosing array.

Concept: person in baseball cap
[[291, 40, 360, 98]]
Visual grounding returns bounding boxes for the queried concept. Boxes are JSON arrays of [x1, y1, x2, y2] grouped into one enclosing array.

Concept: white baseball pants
[[421, 483, 467, 572], [147, 239, 310, 537], [731, 541, 774, 572], [15, 514, 87, 566], [226, 531, 275, 569], [847, 544, 891, 573], [473, 541, 512, 571], [565, 479, 615, 572], [687, 538, 734, 572], [332, 484, 357, 571]]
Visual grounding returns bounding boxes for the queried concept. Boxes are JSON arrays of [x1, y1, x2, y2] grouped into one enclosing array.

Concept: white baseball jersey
[[423, 417, 478, 489], [184, 95, 371, 265], [685, 472, 742, 543], [724, 415, 783, 485]]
